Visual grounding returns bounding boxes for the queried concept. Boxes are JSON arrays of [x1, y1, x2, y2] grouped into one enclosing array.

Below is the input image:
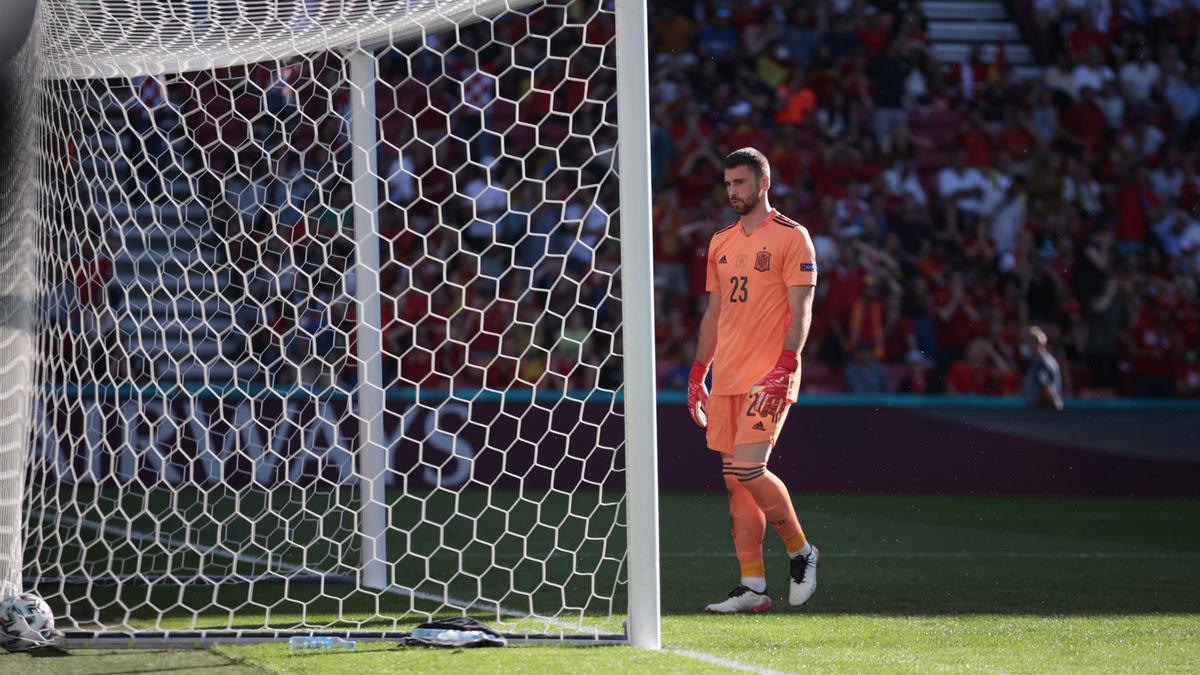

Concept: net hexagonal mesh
[[23, 0, 646, 641]]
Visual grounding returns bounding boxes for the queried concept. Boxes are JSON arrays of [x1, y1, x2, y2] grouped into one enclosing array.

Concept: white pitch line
[[31, 510, 608, 638], [428, 550, 1199, 561], [666, 648, 792, 675], [658, 550, 1200, 560]]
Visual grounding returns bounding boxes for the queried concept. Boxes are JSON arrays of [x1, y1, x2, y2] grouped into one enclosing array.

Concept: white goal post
[[13, 0, 660, 648], [0, 0, 40, 607]]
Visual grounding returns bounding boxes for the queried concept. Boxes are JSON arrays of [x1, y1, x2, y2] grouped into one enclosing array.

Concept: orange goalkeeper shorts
[[704, 393, 792, 455]]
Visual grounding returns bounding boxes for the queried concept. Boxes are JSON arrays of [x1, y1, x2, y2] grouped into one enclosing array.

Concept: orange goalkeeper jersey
[[705, 209, 818, 396]]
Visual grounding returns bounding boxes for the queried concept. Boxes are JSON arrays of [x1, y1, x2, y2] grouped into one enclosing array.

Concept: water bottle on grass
[[410, 628, 488, 643], [288, 635, 357, 650]]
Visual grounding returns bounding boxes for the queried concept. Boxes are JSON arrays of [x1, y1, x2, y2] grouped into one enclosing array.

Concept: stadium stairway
[[79, 85, 259, 391], [922, 0, 1042, 81]]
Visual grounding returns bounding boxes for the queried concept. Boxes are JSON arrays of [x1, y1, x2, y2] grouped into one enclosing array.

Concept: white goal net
[[19, 0, 659, 647]]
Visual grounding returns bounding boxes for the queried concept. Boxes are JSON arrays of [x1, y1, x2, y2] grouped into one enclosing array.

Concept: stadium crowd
[[60, 0, 1200, 400], [649, 0, 1200, 399]]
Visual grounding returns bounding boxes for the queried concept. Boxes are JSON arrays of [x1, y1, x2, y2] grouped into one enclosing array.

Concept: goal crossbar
[[43, 0, 544, 79]]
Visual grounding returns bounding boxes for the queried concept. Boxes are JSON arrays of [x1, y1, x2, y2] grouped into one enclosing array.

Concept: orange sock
[[784, 534, 808, 556], [722, 459, 765, 578], [731, 461, 807, 551], [739, 559, 766, 579]]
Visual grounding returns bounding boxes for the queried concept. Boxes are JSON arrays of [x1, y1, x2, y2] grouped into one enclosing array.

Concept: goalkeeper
[[687, 148, 819, 614]]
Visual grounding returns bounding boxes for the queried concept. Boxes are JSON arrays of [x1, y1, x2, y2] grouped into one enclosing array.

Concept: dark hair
[[724, 147, 771, 180]]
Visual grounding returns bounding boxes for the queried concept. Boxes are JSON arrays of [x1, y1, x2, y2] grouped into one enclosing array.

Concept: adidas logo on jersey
[[752, 421, 766, 431], [718, 255, 728, 264]]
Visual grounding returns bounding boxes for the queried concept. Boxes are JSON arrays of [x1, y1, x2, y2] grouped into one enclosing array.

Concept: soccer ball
[[0, 593, 60, 651]]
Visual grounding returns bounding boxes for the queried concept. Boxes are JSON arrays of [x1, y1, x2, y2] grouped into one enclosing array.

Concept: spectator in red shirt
[[884, 291, 919, 361], [960, 110, 994, 167], [1122, 298, 1182, 396], [934, 272, 984, 365], [671, 108, 716, 175], [854, 9, 891, 55], [806, 44, 843, 102], [1059, 85, 1108, 158], [846, 281, 888, 359], [70, 242, 111, 309], [946, 338, 1015, 395], [998, 104, 1040, 160], [70, 242, 113, 354], [823, 240, 868, 332], [813, 142, 858, 199], [652, 187, 689, 295], [723, 110, 774, 155], [945, 44, 991, 101], [1066, 10, 1108, 61], [1114, 163, 1158, 257], [1172, 286, 1200, 347], [775, 70, 818, 126]]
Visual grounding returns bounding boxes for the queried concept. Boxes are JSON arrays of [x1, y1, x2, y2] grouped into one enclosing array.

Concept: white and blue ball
[[0, 593, 60, 651]]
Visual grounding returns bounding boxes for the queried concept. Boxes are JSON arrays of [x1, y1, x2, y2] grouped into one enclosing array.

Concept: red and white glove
[[749, 351, 798, 420], [687, 361, 710, 429]]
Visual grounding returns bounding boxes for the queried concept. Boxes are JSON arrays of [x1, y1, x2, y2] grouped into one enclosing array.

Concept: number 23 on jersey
[[728, 276, 748, 303]]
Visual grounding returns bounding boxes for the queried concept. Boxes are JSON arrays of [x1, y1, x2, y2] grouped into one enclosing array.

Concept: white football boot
[[788, 546, 819, 606], [704, 586, 773, 614]]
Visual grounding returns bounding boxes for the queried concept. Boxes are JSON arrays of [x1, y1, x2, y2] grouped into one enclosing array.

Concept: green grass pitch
[[4, 493, 1199, 673]]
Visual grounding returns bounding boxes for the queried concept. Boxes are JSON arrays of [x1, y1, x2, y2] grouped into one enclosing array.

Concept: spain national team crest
[[754, 250, 771, 272]]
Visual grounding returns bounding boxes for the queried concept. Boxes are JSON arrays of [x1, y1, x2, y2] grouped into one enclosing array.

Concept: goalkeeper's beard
[[731, 193, 760, 216]]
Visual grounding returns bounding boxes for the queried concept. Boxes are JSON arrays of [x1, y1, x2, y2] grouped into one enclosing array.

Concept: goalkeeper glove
[[687, 361, 710, 429], [749, 351, 798, 420]]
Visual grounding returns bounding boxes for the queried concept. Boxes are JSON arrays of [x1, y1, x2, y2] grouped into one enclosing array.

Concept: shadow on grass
[[27, 646, 71, 657], [17, 648, 250, 674]]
